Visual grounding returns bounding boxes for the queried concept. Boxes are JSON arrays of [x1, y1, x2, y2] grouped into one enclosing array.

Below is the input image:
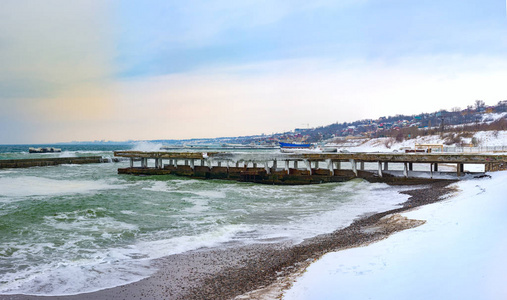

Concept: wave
[[130, 141, 163, 152]]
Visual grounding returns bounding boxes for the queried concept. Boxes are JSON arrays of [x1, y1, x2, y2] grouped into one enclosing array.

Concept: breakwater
[[114, 151, 507, 185], [0, 156, 109, 169]]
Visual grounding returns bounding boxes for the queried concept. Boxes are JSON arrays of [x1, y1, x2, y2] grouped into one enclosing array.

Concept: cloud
[[104, 54, 507, 141], [0, 1, 115, 115], [115, 0, 366, 77], [2, 0, 506, 144], [2, 53, 507, 143]]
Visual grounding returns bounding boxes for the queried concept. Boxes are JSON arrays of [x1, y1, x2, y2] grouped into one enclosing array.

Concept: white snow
[[328, 129, 507, 153], [283, 171, 507, 300], [472, 131, 507, 147], [481, 112, 507, 123]]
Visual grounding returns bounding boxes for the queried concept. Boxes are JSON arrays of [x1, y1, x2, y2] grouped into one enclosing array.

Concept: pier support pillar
[[218, 161, 222, 167], [335, 161, 341, 170], [235, 161, 239, 168], [433, 163, 438, 172], [378, 161, 383, 177], [190, 159, 195, 170], [326, 159, 334, 176], [409, 162, 413, 171], [457, 163, 464, 177], [360, 161, 365, 171], [206, 159, 212, 168], [142, 158, 147, 168], [294, 161, 298, 169], [130, 158, 134, 168], [285, 161, 290, 174], [271, 160, 277, 173], [350, 159, 357, 177], [173, 159, 178, 168], [305, 160, 312, 175], [383, 162, 389, 171], [264, 161, 270, 174], [403, 162, 408, 178]]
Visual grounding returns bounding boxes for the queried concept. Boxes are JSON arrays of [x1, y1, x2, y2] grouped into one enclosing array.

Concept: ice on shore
[[284, 171, 507, 300]]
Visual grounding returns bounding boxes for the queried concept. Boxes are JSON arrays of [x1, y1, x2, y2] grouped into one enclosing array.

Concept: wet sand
[[1, 180, 457, 300]]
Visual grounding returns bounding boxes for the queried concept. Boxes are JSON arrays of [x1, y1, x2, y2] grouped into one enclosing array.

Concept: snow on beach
[[283, 171, 507, 300]]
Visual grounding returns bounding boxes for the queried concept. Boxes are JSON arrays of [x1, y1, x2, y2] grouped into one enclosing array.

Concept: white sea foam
[[182, 197, 211, 214], [135, 224, 250, 258], [0, 246, 154, 296], [43, 209, 139, 233], [0, 170, 15, 178], [58, 151, 77, 158], [171, 179, 202, 185], [190, 189, 227, 198], [247, 182, 408, 243], [142, 181, 175, 192], [131, 141, 163, 152], [120, 210, 138, 216], [0, 176, 120, 198], [143, 180, 227, 199], [0, 223, 253, 296], [1, 210, 144, 296]]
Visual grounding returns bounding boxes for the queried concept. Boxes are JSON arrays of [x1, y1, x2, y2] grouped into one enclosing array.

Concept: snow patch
[[283, 172, 507, 300]]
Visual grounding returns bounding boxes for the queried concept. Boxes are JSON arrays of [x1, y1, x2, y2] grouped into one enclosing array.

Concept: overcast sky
[[1, 0, 507, 144]]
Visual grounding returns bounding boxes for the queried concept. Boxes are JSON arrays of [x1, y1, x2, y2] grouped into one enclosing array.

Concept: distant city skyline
[[1, 0, 507, 144]]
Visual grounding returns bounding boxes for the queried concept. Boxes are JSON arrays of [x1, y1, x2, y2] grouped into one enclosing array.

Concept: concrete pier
[[0, 156, 110, 169], [114, 151, 507, 185]]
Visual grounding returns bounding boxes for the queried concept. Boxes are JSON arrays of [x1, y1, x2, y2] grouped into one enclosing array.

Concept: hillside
[[237, 100, 507, 147], [328, 130, 507, 153]]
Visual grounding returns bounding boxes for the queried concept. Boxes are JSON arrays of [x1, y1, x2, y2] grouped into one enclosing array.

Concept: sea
[[0, 143, 410, 296]]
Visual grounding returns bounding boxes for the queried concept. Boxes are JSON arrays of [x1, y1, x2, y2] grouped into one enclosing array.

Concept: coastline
[[0, 180, 457, 300]]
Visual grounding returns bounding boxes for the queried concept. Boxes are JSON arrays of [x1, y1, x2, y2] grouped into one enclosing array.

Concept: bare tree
[[475, 100, 485, 110]]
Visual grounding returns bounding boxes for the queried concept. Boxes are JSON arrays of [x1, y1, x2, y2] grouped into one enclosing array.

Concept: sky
[[1, 0, 507, 144]]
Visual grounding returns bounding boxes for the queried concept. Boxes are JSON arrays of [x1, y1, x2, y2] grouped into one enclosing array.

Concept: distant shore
[[1, 180, 457, 300]]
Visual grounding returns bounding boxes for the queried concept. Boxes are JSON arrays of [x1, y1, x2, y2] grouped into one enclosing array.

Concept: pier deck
[[114, 151, 507, 185]]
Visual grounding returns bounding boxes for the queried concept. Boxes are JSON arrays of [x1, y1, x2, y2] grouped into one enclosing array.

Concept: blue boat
[[279, 142, 313, 149]]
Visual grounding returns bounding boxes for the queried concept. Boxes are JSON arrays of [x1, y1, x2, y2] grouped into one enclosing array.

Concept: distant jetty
[[29, 147, 61, 153], [0, 156, 117, 169]]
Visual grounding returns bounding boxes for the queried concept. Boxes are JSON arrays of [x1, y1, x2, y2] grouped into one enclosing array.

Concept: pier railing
[[442, 146, 507, 153]]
